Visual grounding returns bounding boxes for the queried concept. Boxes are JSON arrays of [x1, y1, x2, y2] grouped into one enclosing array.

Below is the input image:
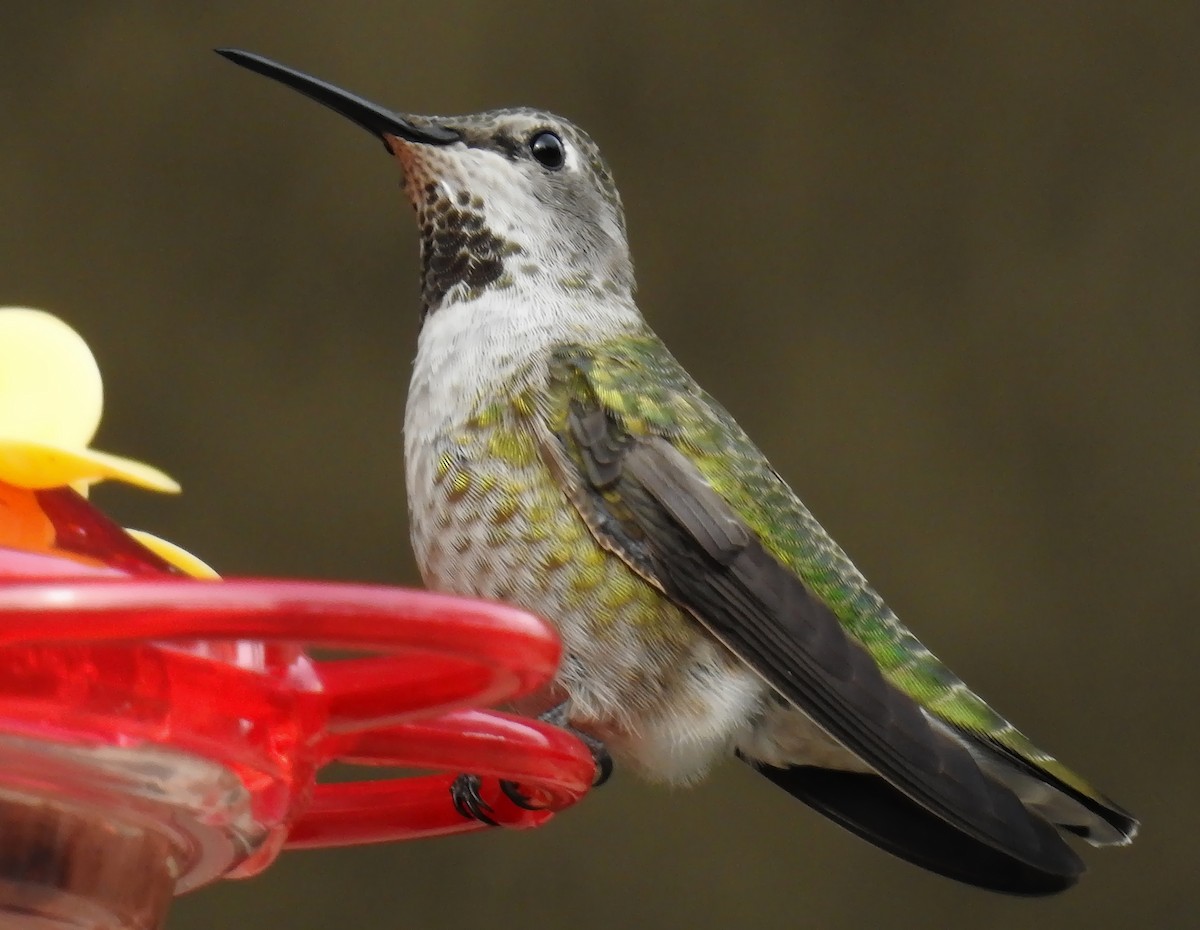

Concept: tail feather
[[743, 758, 1084, 896], [965, 735, 1138, 846]]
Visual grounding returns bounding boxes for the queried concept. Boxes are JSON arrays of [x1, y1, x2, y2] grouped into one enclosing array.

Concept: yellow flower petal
[[0, 308, 102, 448], [125, 529, 220, 579], [0, 440, 180, 492]]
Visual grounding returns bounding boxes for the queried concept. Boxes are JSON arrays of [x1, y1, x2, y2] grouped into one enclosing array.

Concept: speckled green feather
[[544, 329, 1111, 806]]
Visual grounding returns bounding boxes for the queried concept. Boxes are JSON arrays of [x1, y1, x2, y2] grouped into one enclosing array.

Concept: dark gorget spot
[[416, 187, 521, 316]]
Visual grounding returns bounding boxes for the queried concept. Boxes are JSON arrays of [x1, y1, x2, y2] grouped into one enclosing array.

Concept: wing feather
[[541, 368, 1083, 883]]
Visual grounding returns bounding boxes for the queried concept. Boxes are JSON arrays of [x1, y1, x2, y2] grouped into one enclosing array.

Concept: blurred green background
[[3, 3, 1196, 928]]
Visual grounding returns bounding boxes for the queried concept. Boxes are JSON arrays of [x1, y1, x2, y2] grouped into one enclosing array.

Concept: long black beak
[[216, 49, 460, 147]]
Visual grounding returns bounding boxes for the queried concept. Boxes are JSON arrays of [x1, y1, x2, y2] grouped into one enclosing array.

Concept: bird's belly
[[406, 425, 768, 781]]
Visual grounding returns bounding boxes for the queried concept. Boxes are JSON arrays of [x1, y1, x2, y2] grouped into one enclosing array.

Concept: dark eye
[[529, 131, 566, 169]]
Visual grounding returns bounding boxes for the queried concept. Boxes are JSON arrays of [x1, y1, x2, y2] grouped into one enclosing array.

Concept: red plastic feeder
[[0, 485, 594, 930]]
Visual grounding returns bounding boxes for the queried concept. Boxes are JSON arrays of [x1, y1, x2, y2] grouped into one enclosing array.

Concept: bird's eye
[[529, 131, 566, 170]]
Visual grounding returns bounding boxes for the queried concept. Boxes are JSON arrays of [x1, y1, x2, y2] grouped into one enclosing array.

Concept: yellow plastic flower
[[0, 306, 217, 578], [125, 529, 219, 580], [0, 307, 179, 492]]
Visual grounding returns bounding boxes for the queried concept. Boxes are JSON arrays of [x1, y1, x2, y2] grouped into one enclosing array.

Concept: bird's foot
[[450, 773, 499, 826], [450, 703, 615, 820], [498, 709, 614, 810]]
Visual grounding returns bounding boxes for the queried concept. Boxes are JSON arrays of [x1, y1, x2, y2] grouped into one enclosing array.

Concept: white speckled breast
[[401, 286, 778, 781]]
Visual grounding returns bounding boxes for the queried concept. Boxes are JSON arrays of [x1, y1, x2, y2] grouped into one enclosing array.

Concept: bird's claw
[[450, 706, 615, 819], [450, 773, 499, 826], [498, 743, 611, 812], [499, 779, 539, 810], [591, 747, 614, 787], [561, 722, 613, 788]]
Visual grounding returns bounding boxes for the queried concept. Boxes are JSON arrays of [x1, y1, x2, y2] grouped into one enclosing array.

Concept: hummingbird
[[218, 49, 1137, 894]]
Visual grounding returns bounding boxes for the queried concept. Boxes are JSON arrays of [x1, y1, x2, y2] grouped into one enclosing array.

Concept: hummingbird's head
[[218, 50, 634, 319]]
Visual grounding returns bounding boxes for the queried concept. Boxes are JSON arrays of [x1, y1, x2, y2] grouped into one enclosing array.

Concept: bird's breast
[[406, 384, 693, 701], [404, 371, 768, 772], [401, 292, 771, 778]]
